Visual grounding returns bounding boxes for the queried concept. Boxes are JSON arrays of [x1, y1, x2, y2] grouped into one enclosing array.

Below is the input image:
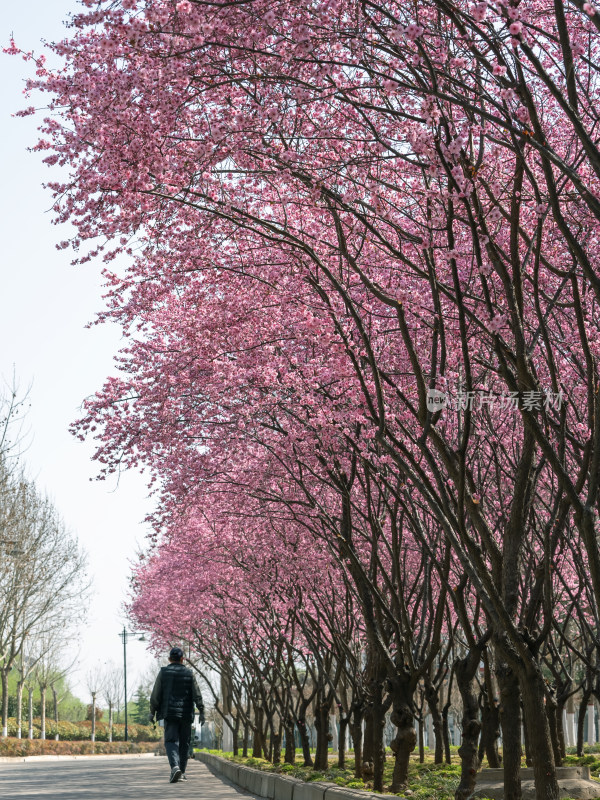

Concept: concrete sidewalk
[[0, 756, 259, 799]]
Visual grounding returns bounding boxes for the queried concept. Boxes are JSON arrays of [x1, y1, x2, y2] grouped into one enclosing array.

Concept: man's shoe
[[170, 766, 182, 783], [181, 774, 188, 781]]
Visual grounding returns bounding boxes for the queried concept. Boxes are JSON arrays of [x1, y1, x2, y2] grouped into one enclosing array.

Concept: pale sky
[[1, 1, 160, 700]]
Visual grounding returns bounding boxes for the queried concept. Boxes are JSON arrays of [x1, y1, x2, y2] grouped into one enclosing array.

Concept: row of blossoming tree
[[12, 0, 600, 796]]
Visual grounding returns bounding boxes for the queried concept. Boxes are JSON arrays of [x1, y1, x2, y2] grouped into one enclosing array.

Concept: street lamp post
[[118, 627, 145, 743]]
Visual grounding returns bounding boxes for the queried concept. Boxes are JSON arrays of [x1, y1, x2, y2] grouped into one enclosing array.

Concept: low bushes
[[4, 718, 161, 742], [0, 739, 159, 757]]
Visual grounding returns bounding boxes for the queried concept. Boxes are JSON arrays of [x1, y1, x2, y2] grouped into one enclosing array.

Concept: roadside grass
[[200, 749, 600, 798]]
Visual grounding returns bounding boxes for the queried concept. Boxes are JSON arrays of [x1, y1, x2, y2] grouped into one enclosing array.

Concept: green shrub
[[0, 738, 159, 757]]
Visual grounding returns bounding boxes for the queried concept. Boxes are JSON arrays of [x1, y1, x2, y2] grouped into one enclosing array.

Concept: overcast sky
[[1, 1, 160, 699]]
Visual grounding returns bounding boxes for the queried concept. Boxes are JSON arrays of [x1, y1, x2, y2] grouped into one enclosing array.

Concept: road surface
[[0, 755, 257, 799]]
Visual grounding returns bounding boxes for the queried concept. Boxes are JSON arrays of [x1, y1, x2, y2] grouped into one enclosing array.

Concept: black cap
[[169, 647, 184, 661]]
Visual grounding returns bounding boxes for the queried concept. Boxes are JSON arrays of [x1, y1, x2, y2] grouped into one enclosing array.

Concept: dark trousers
[[164, 718, 192, 774]]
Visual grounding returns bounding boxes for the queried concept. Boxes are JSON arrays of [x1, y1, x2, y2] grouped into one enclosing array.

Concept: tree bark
[[16, 680, 24, 739], [576, 689, 592, 756], [442, 702, 452, 765], [349, 704, 363, 778], [418, 716, 425, 763], [546, 691, 562, 767], [454, 652, 481, 800], [284, 719, 296, 764], [252, 706, 263, 758], [496, 661, 522, 800], [370, 682, 386, 793], [480, 697, 502, 768], [242, 718, 249, 757], [314, 699, 331, 770], [338, 713, 348, 768], [233, 714, 240, 757], [53, 688, 59, 740], [40, 686, 47, 740], [1, 669, 8, 738], [28, 686, 33, 739], [425, 682, 444, 764], [520, 669, 559, 800], [298, 717, 313, 767], [389, 674, 417, 790]]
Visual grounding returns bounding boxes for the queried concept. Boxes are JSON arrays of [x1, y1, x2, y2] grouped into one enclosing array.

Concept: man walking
[[150, 647, 205, 783]]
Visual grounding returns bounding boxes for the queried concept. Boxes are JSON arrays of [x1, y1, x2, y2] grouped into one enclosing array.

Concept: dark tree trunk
[[546, 692, 562, 767], [252, 707, 263, 759], [555, 697, 567, 761], [370, 682, 387, 793], [362, 706, 374, 767], [284, 720, 296, 764], [28, 687, 34, 740], [454, 652, 481, 800], [349, 704, 363, 778], [425, 683, 444, 764], [389, 674, 417, 790], [496, 661, 522, 800], [522, 705, 533, 767], [314, 700, 330, 771], [442, 703, 452, 765], [418, 716, 425, 763], [272, 731, 282, 764], [233, 715, 240, 757], [1, 669, 8, 738], [520, 670, 559, 800], [52, 688, 59, 741], [298, 718, 313, 767], [576, 689, 592, 757], [480, 698, 502, 768], [242, 719, 249, 757], [338, 714, 349, 768]]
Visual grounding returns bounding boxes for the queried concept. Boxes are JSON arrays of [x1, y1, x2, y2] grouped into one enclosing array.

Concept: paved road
[[0, 756, 258, 800]]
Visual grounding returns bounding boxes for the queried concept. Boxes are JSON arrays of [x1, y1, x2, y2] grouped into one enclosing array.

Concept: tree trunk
[[371, 685, 386, 793], [522, 707, 533, 767], [425, 682, 444, 764], [314, 699, 331, 771], [28, 686, 34, 739], [496, 662, 522, 800], [108, 701, 113, 742], [242, 718, 249, 757], [363, 706, 374, 767], [298, 717, 313, 767], [520, 670, 559, 800], [53, 688, 59, 740], [91, 692, 96, 743], [252, 707, 263, 758], [40, 686, 47, 740], [480, 698, 502, 768], [546, 692, 562, 767], [233, 714, 240, 757], [454, 653, 481, 800], [1, 668, 8, 738], [272, 730, 282, 765], [556, 697, 567, 760], [284, 719, 296, 764], [576, 689, 592, 756], [442, 702, 452, 765], [349, 705, 363, 778], [418, 716, 425, 763], [338, 714, 349, 768], [389, 674, 417, 790], [16, 680, 24, 739]]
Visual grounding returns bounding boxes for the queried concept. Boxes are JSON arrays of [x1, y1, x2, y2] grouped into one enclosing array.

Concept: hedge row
[[4, 718, 162, 742], [0, 738, 159, 757]]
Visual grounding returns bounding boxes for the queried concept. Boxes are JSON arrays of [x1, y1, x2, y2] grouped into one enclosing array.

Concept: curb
[[197, 753, 400, 800], [0, 753, 159, 763]]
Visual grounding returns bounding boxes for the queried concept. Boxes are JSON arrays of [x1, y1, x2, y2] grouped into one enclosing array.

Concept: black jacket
[[150, 663, 205, 722]]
